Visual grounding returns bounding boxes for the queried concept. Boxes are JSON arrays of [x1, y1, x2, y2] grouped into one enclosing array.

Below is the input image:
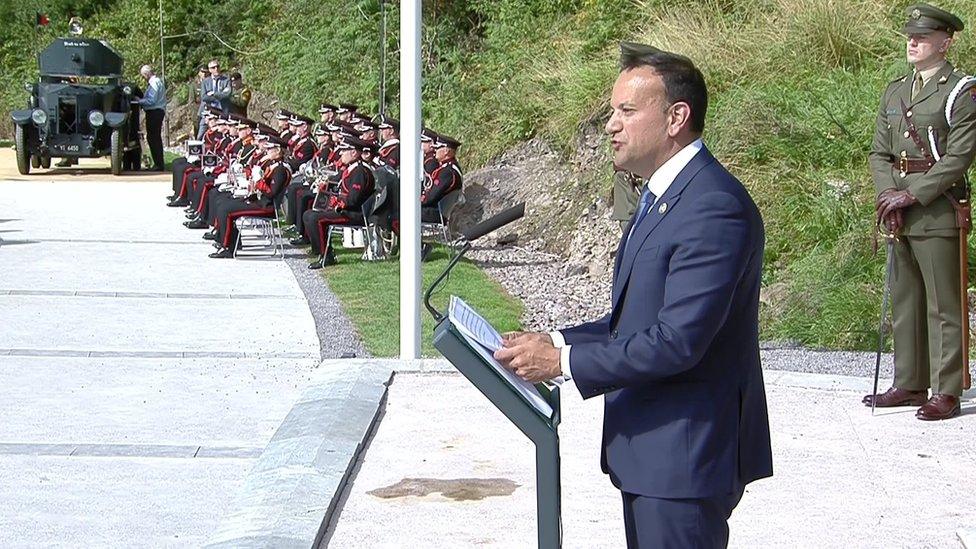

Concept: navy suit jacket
[[565, 146, 773, 499]]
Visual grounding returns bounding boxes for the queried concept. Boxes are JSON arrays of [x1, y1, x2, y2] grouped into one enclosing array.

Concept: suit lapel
[[611, 147, 716, 309]]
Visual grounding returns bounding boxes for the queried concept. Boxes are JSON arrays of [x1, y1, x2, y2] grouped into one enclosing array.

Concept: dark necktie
[[625, 186, 657, 251]]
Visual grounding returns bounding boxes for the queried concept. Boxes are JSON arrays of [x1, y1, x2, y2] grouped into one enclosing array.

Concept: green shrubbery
[[4, 0, 976, 349]]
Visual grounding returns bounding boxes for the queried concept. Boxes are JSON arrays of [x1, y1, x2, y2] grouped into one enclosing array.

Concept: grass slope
[[322, 242, 523, 357]]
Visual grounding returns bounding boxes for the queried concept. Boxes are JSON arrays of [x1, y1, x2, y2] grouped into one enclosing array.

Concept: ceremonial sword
[[873, 232, 896, 416]]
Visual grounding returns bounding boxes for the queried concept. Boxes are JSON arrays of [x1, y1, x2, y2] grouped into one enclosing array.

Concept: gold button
[[907, 110, 913, 117], [904, 131, 910, 138], [900, 172, 907, 178], [901, 151, 907, 157]]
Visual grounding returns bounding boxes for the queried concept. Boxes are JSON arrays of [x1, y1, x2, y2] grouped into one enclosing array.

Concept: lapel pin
[[658, 202, 668, 214]]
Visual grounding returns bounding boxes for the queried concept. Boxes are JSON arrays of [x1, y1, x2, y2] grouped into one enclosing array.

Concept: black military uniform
[[209, 135, 292, 258], [421, 135, 463, 223], [303, 136, 376, 268]]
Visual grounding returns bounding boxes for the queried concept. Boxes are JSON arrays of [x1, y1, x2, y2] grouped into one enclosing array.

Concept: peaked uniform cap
[[434, 134, 461, 149], [904, 3, 964, 34]]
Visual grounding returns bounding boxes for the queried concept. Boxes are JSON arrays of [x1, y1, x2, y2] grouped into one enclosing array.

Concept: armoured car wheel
[[30, 155, 40, 169], [110, 129, 122, 176], [40, 156, 51, 169], [14, 125, 29, 175]]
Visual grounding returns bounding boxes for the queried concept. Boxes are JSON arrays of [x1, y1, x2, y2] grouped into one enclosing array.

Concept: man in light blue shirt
[[138, 64, 167, 171]]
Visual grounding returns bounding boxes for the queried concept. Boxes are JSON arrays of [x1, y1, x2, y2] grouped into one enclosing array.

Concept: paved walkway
[[0, 155, 320, 547], [329, 369, 976, 548]]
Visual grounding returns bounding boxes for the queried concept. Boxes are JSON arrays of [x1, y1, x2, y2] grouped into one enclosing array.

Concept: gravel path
[[467, 243, 910, 380], [282, 246, 369, 360]]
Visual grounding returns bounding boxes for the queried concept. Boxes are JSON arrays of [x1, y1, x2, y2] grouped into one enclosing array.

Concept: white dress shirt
[[550, 138, 705, 378]]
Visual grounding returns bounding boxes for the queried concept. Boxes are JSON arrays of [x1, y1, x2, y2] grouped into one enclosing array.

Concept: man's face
[[340, 148, 359, 164], [605, 67, 673, 178], [338, 112, 351, 122], [208, 62, 220, 77], [295, 123, 309, 137], [277, 119, 289, 131], [381, 128, 395, 142], [239, 127, 252, 140], [422, 141, 433, 154], [361, 129, 377, 142], [434, 145, 452, 162], [316, 134, 329, 145], [264, 146, 282, 160], [197, 71, 206, 82], [907, 31, 951, 65], [231, 78, 241, 89]]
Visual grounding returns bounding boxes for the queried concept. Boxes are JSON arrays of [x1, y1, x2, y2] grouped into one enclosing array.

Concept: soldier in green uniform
[[610, 168, 641, 233], [864, 3, 976, 420], [229, 72, 252, 117]]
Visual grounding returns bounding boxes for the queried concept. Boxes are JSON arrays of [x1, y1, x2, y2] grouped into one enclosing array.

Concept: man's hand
[[883, 207, 904, 234], [494, 331, 560, 383], [876, 189, 918, 222]]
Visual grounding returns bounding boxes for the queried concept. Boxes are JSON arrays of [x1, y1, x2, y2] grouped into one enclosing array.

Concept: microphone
[[460, 203, 525, 242], [424, 202, 526, 322]]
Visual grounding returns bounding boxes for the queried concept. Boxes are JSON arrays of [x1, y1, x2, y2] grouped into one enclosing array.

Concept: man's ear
[[667, 102, 692, 137]]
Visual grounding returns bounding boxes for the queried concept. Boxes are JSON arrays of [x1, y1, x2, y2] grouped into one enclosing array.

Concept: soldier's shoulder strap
[[945, 73, 976, 126]]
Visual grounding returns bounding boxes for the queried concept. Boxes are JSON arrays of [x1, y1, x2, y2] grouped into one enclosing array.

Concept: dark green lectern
[[433, 317, 562, 548]]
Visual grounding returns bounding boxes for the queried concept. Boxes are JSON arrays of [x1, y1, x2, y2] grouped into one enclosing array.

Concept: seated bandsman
[[421, 134, 463, 223], [168, 108, 219, 201], [336, 103, 358, 123], [284, 126, 335, 239], [276, 109, 295, 142], [302, 136, 376, 269], [286, 114, 316, 171], [355, 119, 379, 146], [318, 103, 337, 130], [207, 135, 292, 258], [185, 114, 248, 216], [421, 128, 440, 179], [186, 118, 259, 229], [377, 117, 400, 169], [168, 113, 230, 207]]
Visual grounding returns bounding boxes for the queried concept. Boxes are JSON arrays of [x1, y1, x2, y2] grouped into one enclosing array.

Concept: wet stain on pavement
[[368, 477, 520, 501]]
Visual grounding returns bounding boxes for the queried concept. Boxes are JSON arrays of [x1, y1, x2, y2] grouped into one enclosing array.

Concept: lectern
[[433, 316, 562, 549]]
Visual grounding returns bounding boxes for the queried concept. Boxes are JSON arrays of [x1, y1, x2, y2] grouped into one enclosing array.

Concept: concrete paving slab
[[0, 295, 317, 355], [0, 170, 349, 546], [205, 360, 394, 548], [0, 241, 302, 297], [328, 371, 976, 549], [0, 356, 317, 445], [0, 454, 247, 548], [0, 179, 197, 243]]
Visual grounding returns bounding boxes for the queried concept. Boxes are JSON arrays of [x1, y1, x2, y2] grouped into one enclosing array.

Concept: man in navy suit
[[494, 42, 773, 548]]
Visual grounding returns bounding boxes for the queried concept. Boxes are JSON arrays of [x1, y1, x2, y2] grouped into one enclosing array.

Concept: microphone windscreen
[[460, 203, 526, 242]]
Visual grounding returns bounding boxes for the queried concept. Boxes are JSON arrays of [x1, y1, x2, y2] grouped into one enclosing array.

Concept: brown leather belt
[[890, 155, 934, 175]]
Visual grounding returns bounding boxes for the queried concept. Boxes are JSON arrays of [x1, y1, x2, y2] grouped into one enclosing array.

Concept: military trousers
[[891, 235, 965, 396]]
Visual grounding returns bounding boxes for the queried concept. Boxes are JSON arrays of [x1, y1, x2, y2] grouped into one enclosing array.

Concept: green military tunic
[[868, 61, 976, 396], [611, 170, 641, 233]]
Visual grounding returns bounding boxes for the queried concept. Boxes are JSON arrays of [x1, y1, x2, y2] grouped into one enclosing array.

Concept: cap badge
[[911, 8, 921, 19]]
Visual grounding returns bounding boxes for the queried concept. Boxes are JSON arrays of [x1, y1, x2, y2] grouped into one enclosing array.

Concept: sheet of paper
[[448, 296, 553, 418], [448, 295, 503, 351]]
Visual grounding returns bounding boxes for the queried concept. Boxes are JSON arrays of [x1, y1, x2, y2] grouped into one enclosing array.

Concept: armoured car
[[10, 36, 141, 175]]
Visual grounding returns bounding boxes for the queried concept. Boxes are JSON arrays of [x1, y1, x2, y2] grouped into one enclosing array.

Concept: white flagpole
[[400, 0, 422, 359]]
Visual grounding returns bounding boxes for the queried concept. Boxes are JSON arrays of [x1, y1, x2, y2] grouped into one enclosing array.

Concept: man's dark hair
[[620, 45, 708, 134], [231, 72, 242, 80]]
